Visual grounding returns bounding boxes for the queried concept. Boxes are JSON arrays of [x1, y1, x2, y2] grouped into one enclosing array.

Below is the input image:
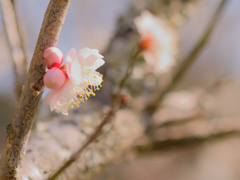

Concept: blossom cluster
[[43, 47, 105, 115]]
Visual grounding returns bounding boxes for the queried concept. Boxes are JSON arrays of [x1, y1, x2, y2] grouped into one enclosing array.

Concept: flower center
[[139, 36, 152, 51], [68, 70, 104, 108], [59, 65, 69, 79]]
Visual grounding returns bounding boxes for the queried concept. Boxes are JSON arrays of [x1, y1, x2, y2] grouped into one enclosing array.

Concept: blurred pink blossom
[[134, 10, 178, 73]]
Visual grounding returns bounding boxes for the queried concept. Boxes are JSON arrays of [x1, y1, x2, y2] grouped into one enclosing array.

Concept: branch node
[[30, 78, 44, 96], [33, 90, 40, 97]]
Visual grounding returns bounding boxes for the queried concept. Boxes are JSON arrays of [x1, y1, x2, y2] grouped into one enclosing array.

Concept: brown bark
[[0, 0, 71, 179]]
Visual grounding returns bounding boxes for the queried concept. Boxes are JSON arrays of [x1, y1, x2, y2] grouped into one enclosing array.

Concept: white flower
[[134, 10, 177, 73], [43, 48, 105, 115]]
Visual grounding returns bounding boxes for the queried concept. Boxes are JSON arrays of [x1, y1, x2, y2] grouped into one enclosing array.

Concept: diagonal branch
[[0, 0, 71, 179], [135, 116, 240, 152]]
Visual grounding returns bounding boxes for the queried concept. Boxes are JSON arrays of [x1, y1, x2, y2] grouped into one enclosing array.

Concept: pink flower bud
[[43, 68, 66, 90], [44, 47, 63, 68]]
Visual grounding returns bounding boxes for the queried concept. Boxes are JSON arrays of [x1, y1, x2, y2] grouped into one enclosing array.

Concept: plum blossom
[[43, 48, 104, 115], [134, 10, 178, 73]]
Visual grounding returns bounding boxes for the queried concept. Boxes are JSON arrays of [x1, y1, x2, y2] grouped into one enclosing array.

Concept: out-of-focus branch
[[0, 0, 28, 98], [135, 116, 240, 152], [0, 0, 71, 179], [144, 0, 228, 116], [49, 48, 140, 180], [19, 109, 142, 180]]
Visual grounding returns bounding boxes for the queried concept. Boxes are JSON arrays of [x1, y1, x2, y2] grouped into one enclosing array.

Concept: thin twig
[[144, 0, 228, 115], [49, 48, 140, 180], [0, 0, 28, 98], [0, 1, 71, 179], [11, 0, 28, 78]]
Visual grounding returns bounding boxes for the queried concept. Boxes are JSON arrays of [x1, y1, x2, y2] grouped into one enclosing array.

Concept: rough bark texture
[[0, 0, 71, 179]]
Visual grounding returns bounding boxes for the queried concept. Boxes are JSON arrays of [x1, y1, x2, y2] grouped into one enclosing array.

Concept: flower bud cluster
[[43, 47, 66, 90], [43, 47, 105, 115]]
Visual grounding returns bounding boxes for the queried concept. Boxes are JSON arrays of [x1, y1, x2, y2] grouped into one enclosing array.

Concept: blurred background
[[1, 0, 240, 179]]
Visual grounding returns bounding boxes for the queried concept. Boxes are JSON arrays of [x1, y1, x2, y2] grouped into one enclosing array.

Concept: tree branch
[[0, 0, 71, 179], [135, 116, 240, 152]]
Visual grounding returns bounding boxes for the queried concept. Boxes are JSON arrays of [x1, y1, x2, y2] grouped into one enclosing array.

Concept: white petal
[[66, 48, 76, 77], [77, 52, 97, 67], [66, 48, 76, 63], [59, 104, 69, 115], [89, 73, 102, 85], [78, 48, 91, 59], [69, 56, 82, 84], [91, 49, 99, 54], [49, 81, 76, 115], [77, 48, 104, 69], [91, 49, 104, 58], [90, 58, 105, 70]]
